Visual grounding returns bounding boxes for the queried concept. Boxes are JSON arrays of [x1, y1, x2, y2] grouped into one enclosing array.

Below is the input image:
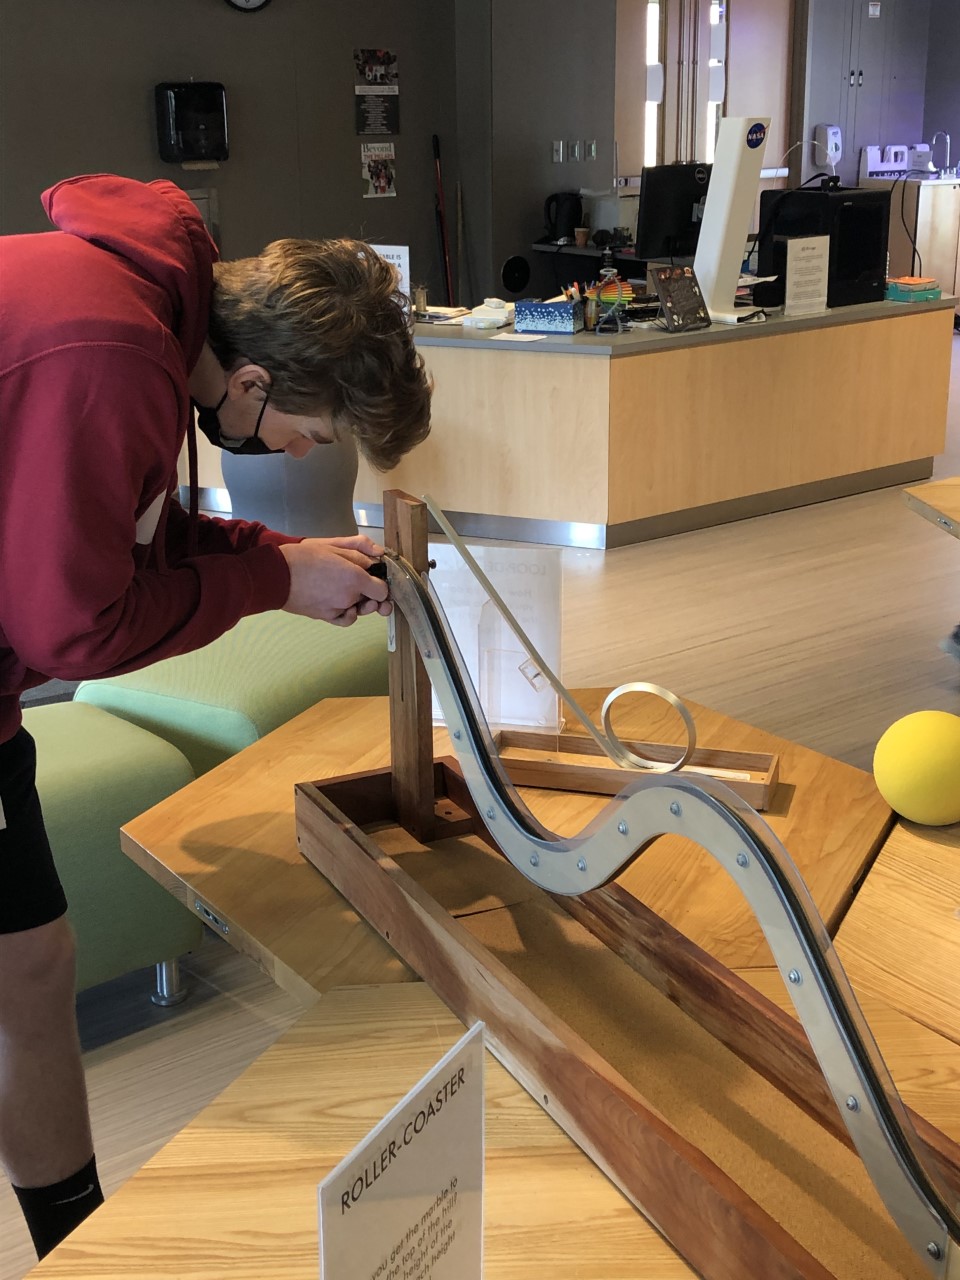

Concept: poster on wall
[[354, 48, 400, 135], [361, 143, 397, 198]]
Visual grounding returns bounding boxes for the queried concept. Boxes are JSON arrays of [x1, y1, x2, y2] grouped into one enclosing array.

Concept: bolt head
[[530, 853, 540, 867], [736, 852, 749, 868], [453, 729, 462, 740], [669, 801, 682, 817], [927, 1242, 943, 1261], [485, 807, 495, 820], [845, 1095, 860, 1113], [577, 857, 587, 872], [788, 969, 802, 985], [617, 820, 629, 835]]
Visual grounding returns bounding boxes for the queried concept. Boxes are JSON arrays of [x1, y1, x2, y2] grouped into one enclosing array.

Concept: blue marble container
[[514, 299, 585, 334]]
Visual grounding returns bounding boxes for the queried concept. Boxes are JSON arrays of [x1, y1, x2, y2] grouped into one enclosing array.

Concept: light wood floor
[[2, 334, 958, 1278]]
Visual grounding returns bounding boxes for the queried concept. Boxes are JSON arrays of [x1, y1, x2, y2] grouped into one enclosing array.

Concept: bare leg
[[0, 917, 93, 1187]]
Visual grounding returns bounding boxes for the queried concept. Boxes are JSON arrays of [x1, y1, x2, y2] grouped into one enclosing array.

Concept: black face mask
[[193, 389, 283, 456]]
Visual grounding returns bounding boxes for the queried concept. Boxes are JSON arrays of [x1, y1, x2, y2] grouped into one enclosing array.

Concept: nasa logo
[[746, 122, 767, 149]]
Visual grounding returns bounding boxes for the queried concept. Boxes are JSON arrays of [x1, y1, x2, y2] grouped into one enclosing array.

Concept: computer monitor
[[756, 185, 891, 308], [634, 163, 712, 262]]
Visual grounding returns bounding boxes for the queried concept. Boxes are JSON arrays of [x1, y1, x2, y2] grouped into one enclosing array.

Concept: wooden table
[[904, 475, 960, 540], [43, 692, 960, 1278], [31, 983, 697, 1279], [119, 692, 892, 980]]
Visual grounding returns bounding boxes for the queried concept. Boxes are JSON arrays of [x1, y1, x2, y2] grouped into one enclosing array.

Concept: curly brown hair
[[207, 238, 431, 469]]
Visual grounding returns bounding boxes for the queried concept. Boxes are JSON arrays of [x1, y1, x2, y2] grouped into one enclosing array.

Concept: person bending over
[[0, 174, 431, 1258]]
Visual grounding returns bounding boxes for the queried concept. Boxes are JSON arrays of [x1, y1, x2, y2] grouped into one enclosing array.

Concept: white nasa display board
[[694, 117, 770, 324], [428, 542, 563, 732], [319, 1023, 484, 1280]]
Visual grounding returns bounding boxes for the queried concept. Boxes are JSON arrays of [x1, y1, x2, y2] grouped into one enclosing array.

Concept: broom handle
[[433, 134, 455, 305]]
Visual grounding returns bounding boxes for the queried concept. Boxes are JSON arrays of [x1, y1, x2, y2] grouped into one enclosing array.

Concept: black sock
[[12, 1154, 104, 1259]]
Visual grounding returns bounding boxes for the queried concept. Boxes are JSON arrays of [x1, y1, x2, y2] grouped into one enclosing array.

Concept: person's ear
[[226, 362, 271, 399]]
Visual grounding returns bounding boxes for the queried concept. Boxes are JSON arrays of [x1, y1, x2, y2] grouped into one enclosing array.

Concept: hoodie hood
[[41, 174, 217, 372]]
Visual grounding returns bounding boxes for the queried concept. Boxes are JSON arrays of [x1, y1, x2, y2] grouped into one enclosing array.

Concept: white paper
[[784, 235, 829, 315], [488, 332, 545, 342], [375, 245, 410, 299], [319, 1023, 484, 1280]]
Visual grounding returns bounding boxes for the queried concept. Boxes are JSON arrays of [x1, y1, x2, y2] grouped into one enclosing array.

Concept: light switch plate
[[552, 140, 564, 163], [584, 139, 597, 160], [567, 139, 581, 162]]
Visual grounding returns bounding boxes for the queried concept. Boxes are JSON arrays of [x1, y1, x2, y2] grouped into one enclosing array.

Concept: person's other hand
[[279, 537, 391, 626]]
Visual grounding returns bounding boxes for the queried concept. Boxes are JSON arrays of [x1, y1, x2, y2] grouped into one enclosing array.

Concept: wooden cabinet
[[863, 177, 960, 312], [796, 0, 931, 188]]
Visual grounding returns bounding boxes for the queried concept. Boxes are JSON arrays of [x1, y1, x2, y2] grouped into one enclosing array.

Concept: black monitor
[[756, 185, 891, 308], [634, 163, 712, 262]]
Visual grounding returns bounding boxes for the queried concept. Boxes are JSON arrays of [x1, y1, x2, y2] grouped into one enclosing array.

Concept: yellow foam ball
[[873, 710, 960, 826]]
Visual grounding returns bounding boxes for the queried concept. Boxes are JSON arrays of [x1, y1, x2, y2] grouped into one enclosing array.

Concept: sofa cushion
[[23, 701, 202, 992], [74, 610, 389, 775]]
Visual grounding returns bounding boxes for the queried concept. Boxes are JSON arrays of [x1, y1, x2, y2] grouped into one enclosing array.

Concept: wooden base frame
[[494, 727, 780, 810], [295, 758, 960, 1280]]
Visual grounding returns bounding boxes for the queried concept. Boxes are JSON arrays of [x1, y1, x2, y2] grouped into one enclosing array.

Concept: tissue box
[[514, 299, 584, 334]]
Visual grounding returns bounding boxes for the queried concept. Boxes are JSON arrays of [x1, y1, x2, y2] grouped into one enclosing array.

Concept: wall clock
[[224, 0, 272, 11]]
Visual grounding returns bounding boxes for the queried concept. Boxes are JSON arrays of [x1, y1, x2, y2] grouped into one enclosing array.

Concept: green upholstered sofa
[[25, 610, 388, 1002], [22, 701, 203, 1000], [74, 609, 389, 776]]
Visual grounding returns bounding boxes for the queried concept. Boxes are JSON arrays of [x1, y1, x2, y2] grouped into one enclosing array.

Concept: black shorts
[[0, 728, 68, 934]]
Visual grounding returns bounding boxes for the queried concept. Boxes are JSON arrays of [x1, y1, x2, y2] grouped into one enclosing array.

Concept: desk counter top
[[413, 295, 957, 358], [360, 302, 954, 546]]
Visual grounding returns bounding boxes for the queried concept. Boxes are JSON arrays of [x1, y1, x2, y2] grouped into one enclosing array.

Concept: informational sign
[[355, 47, 400, 135], [362, 142, 397, 198], [374, 244, 411, 300], [319, 1023, 484, 1280], [428, 543, 563, 732], [785, 234, 829, 315]]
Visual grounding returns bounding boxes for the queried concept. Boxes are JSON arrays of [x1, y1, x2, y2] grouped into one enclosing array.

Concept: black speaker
[[757, 186, 891, 308], [500, 256, 531, 295], [155, 82, 229, 164]]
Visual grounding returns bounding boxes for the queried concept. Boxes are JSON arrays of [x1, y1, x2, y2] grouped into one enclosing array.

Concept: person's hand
[[279, 536, 391, 626]]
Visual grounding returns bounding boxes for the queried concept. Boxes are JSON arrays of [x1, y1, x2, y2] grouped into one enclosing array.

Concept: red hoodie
[[0, 174, 299, 744]]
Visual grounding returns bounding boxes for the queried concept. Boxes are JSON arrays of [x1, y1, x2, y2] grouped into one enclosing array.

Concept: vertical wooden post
[[383, 490, 436, 840]]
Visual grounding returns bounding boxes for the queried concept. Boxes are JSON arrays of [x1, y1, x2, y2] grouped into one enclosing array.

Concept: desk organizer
[[514, 299, 584, 334]]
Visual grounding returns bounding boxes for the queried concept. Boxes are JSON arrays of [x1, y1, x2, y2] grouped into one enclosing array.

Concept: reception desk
[[356, 298, 956, 548]]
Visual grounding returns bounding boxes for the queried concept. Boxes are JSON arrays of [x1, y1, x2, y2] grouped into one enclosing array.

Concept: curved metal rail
[[384, 549, 960, 1278]]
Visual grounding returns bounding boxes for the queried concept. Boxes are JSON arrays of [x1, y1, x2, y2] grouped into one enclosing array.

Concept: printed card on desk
[[319, 1023, 484, 1280], [374, 245, 411, 299], [785, 235, 829, 316]]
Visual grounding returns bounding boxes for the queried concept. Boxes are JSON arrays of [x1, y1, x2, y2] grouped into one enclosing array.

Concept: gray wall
[[455, 0, 494, 303], [455, 0, 617, 301], [491, 0, 617, 298], [0, 0, 457, 297], [923, 0, 960, 164]]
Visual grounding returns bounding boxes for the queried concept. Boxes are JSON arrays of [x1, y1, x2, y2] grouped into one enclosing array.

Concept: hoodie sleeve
[[0, 346, 292, 682], [162, 500, 303, 562]]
